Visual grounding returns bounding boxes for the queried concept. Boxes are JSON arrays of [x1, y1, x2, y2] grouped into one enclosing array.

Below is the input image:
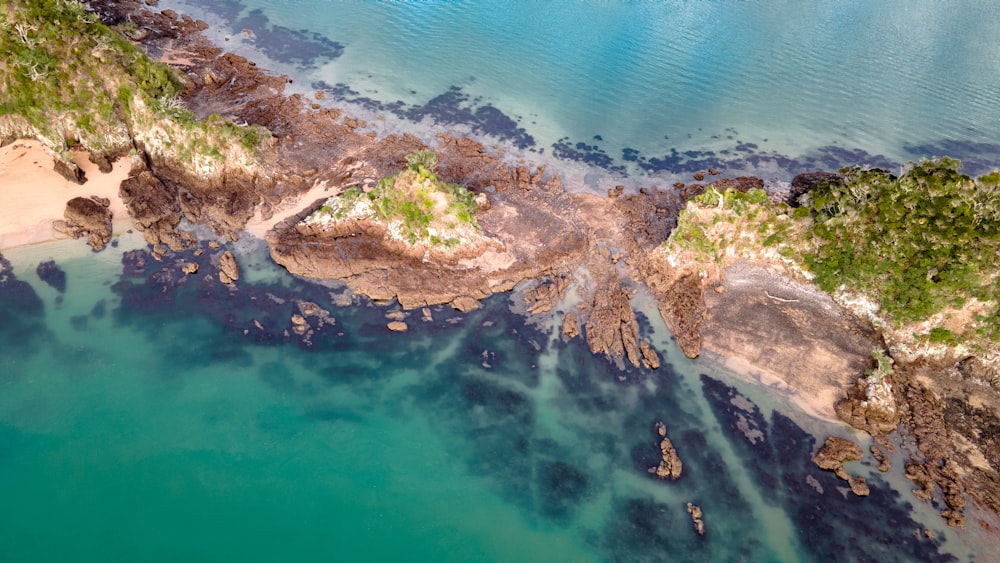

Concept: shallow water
[[169, 0, 1000, 186], [3, 1, 998, 559], [0, 236, 980, 561]]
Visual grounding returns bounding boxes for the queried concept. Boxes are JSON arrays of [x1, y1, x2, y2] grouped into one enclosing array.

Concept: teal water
[[4, 0, 999, 560], [168, 0, 1000, 186], [0, 235, 977, 561]]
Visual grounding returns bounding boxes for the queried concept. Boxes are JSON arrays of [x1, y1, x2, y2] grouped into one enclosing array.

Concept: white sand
[[0, 140, 131, 250]]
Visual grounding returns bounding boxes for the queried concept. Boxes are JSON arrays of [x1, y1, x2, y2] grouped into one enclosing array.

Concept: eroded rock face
[[686, 502, 705, 536], [53, 196, 112, 250]]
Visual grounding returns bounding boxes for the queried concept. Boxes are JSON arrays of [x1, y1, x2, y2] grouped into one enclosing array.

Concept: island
[[2, 0, 998, 532]]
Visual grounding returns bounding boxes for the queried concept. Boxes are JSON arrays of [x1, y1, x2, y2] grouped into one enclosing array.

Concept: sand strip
[[0, 140, 131, 250]]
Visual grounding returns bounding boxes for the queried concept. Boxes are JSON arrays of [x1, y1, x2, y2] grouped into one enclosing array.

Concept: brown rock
[[686, 502, 706, 536], [218, 250, 239, 284], [387, 320, 408, 332], [648, 422, 683, 480], [53, 157, 86, 184], [181, 262, 199, 275], [585, 284, 641, 366], [640, 340, 660, 369], [693, 170, 706, 181], [813, 436, 869, 497], [451, 296, 479, 312], [53, 196, 113, 250], [657, 271, 705, 359], [562, 311, 580, 339]]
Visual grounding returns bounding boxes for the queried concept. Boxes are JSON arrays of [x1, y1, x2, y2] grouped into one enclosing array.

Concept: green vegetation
[[312, 150, 480, 247], [666, 186, 803, 266], [802, 158, 1000, 336], [865, 348, 894, 384], [0, 0, 269, 169]]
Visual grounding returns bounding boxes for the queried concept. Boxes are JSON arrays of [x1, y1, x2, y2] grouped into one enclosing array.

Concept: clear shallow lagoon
[[3, 1, 999, 560]]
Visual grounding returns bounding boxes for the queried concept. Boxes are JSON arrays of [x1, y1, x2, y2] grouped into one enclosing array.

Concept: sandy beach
[[0, 140, 131, 250]]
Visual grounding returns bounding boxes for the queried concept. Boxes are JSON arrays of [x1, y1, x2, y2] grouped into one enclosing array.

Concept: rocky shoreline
[[5, 0, 997, 533]]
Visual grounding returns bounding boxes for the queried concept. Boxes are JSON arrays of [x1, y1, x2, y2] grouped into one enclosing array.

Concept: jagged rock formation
[[686, 502, 705, 536], [53, 196, 112, 250], [218, 250, 239, 285], [812, 436, 870, 497], [585, 284, 641, 366], [648, 421, 683, 480]]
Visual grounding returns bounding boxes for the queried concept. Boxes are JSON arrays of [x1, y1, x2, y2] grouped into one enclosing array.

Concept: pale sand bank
[[0, 140, 130, 250], [243, 180, 334, 239]]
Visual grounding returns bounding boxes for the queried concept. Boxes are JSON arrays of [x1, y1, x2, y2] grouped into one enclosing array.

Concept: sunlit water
[[3, 0, 999, 560], [0, 234, 980, 561], [168, 0, 999, 190]]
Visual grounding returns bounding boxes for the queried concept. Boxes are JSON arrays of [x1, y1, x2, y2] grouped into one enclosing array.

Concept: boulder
[[813, 436, 869, 497], [53, 196, 112, 250], [53, 157, 86, 184], [387, 321, 408, 332], [648, 421, 683, 480], [218, 250, 239, 284]]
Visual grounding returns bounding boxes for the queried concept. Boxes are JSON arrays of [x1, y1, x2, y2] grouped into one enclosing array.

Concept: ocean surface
[[3, 1, 999, 560]]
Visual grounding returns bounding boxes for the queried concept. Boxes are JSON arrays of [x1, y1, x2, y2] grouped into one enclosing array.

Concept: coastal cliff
[[3, 0, 999, 531]]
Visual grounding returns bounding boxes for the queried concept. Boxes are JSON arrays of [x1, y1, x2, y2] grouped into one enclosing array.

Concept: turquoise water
[[0, 235, 976, 561], [170, 0, 1000, 187], [4, 1, 999, 560]]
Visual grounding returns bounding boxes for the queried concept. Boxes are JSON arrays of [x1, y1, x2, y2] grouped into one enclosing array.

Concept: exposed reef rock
[[639, 340, 660, 370], [267, 154, 589, 309], [52, 196, 113, 250], [561, 311, 580, 340], [648, 421, 683, 480], [585, 284, 641, 366], [653, 269, 705, 359], [218, 250, 239, 285], [686, 502, 705, 536], [813, 436, 870, 497]]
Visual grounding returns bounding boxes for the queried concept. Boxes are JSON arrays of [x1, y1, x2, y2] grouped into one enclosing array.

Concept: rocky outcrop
[[53, 157, 86, 184], [648, 421, 683, 480], [686, 502, 705, 536], [656, 270, 705, 359], [387, 321, 408, 332], [835, 375, 899, 435], [813, 436, 870, 497], [640, 340, 660, 369], [585, 284, 641, 366], [562, 311, 580, 339], [53, 196, 113, 250], [788, 171, 842, 206], [218, 250, 239, 284]]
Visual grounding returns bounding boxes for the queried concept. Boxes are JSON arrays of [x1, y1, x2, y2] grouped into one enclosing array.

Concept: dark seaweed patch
[[36, 260, 66, 293], [314, 81, 536, 149]]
